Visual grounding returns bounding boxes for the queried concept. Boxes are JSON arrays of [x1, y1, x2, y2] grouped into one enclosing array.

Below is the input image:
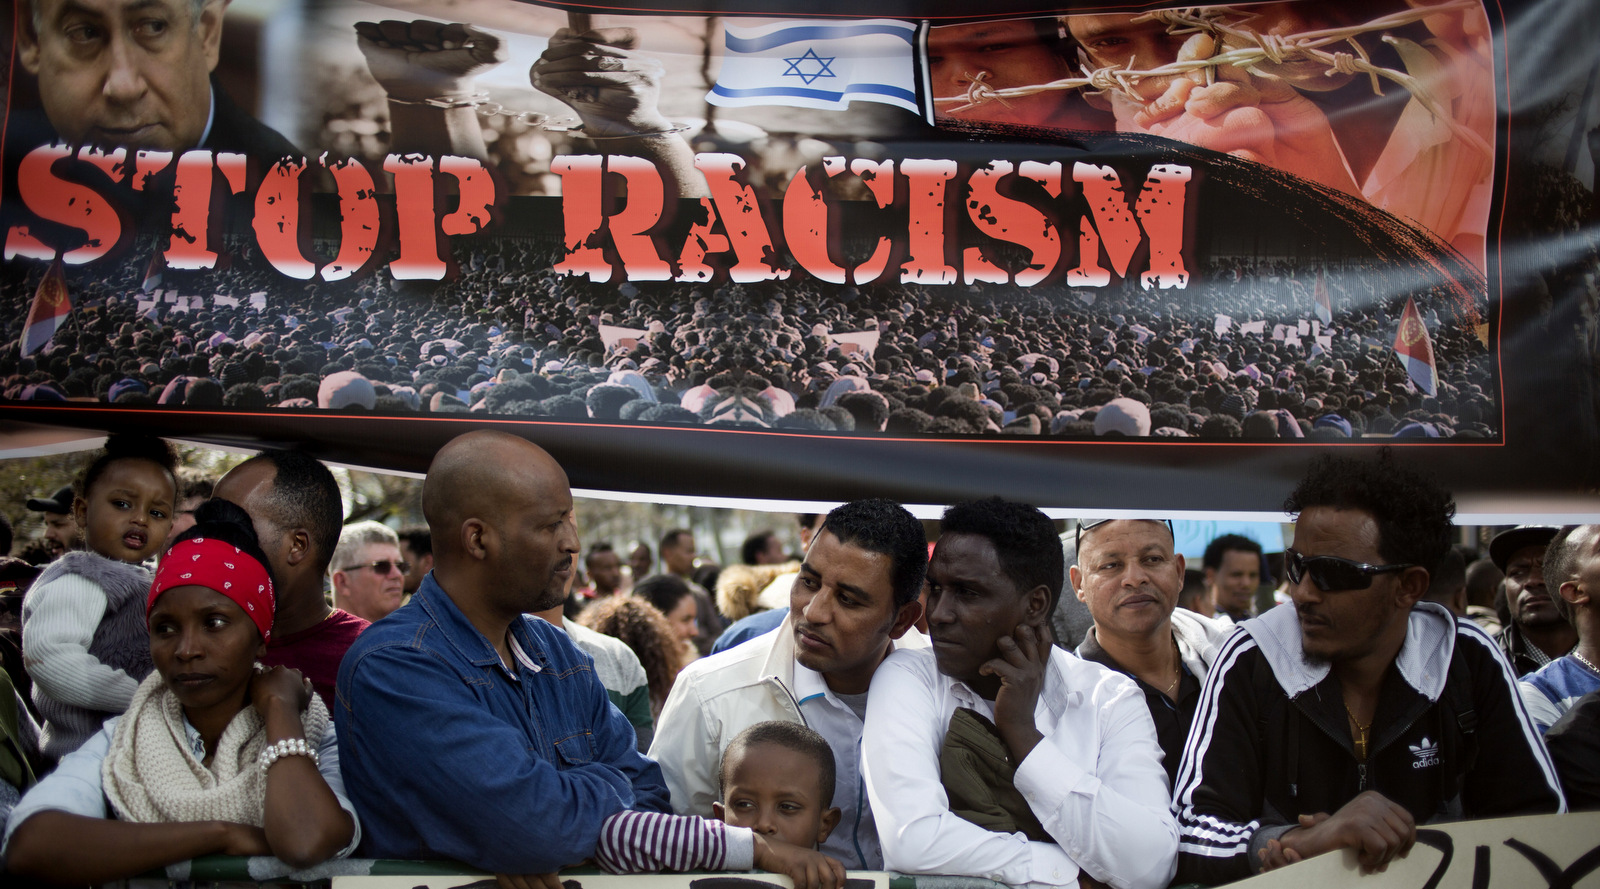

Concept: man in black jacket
[[1173, 452, 1565, 885]]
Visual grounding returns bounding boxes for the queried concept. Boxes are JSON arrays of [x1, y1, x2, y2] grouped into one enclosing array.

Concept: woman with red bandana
[[3, 499, 358, 883]]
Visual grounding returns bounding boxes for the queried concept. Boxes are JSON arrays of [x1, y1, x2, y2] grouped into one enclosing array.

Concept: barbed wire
[[936, 0, 1490, 158]]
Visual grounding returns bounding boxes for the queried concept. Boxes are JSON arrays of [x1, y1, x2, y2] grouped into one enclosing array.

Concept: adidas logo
[[1410, 737, 1440, 769]]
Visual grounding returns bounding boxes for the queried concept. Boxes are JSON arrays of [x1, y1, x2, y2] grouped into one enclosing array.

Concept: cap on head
[[26, 486, 74, 514], [1489, 525, 1558, 573]]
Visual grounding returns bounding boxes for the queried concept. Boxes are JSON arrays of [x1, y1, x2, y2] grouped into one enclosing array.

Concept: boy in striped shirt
[[599, 722, 845, 889]]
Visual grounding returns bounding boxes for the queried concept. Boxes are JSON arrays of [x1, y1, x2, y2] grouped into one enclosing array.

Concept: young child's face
[[714, 741, 840, 850], [74, 458, 175, 564]]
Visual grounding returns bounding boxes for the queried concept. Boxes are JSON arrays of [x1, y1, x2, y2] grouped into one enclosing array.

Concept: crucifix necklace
[[1344, 699, 1372, 762]]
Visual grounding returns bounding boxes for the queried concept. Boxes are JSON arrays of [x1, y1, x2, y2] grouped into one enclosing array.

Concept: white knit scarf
[[102, 671, 330, 825]]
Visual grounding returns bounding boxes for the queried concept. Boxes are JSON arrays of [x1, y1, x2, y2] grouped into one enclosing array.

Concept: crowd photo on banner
[[1, 0, 1599, 884]]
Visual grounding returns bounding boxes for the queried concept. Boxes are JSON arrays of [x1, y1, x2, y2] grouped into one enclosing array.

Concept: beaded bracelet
[[259, 737, 320, 772]]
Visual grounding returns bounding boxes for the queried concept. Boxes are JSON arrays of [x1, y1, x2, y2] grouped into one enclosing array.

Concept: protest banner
[[2, 0, 1597, 514]]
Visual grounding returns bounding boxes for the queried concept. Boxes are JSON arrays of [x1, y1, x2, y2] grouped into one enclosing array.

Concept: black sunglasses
[[1284, 548, 1413, 592], [1075, 518, 1175, 556], [344, 559, 410, 576]]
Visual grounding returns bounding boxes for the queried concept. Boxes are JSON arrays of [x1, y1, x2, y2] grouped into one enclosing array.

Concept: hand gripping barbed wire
[[935, 0, 1490, 158]]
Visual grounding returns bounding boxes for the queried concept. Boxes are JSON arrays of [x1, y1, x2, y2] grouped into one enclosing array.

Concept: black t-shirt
[[1077, 627, 1201, 787]]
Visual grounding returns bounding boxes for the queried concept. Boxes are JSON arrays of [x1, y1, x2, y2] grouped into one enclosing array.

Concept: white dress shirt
[[863, 646, 1177, 889]]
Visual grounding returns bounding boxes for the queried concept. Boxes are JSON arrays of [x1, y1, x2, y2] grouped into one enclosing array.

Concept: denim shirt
[[335, 574, 669, 873]]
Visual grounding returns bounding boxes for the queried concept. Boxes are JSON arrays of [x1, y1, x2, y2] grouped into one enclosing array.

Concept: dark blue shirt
[[335, 574, 669, 872], [710, 607, 786, 655]]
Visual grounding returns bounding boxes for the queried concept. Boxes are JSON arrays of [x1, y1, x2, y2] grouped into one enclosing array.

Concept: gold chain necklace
[[1162, 640, 1182, 698], [1344, 699, 1372, 761]]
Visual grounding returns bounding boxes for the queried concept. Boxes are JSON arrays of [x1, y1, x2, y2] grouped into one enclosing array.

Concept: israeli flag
[[709, 19, 921, 115]]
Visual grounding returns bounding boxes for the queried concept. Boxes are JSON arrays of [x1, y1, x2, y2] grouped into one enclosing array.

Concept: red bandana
[[149, 537, 276, 642]]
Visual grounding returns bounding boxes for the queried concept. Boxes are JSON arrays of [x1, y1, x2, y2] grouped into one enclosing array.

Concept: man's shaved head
[[423, 431, 578, 616], [425, 432, 562, 542]]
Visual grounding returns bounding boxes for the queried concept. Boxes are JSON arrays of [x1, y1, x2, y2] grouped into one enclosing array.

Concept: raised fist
[[357, 20, 507, 103], [530, 28, 674, 137]]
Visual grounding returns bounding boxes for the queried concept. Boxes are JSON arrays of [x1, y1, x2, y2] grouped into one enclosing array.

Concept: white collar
[[507, 632, 543, 675], [198, 86, 216, 149], [793, 658, 832, 705], [181, 714, 206, 760], [948, 648, 1079, 719], [789, 632, 912, 706]]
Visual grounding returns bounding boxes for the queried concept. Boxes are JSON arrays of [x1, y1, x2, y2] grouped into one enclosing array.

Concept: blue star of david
[[782, 48, 837, 85]]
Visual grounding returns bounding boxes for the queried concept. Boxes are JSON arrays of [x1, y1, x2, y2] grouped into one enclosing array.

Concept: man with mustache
[[1492, 525, 1576, 677], [1174, 453, 1563, 885], [336, 431, 668, 880], [1071, 519, 1232, 787], [649, 499, 927, 870], [864, 499, 1177, 889]]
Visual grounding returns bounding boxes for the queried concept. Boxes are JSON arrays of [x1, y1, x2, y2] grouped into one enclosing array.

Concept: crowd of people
[[1, 233, 1495, 439], [0, 432, 1592, 888]]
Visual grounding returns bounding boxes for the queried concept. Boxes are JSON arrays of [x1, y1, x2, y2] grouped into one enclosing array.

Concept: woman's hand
[[6, 812, 275, 883], [250, 664, 313, 716], [218, 822, 273, 857]]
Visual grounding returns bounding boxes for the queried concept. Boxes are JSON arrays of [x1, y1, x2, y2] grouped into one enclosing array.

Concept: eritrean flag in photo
[[21, 260, 70, 357], [1392, 296, 1438, 396]]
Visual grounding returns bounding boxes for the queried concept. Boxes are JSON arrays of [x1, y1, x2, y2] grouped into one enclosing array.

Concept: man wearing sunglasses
[[331, 520, 409, 624], [1174, 453, 1564, 886]]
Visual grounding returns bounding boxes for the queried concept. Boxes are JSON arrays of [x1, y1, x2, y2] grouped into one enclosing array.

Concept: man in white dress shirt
[[649, 498, 928, 870], [863, 498, 1177, 889]]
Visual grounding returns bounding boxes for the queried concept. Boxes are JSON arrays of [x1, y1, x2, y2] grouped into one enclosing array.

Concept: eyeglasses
[[1075, 518, 1175, 557], [343, 559, 410, 576], [1284, 548, 1412, 592]]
